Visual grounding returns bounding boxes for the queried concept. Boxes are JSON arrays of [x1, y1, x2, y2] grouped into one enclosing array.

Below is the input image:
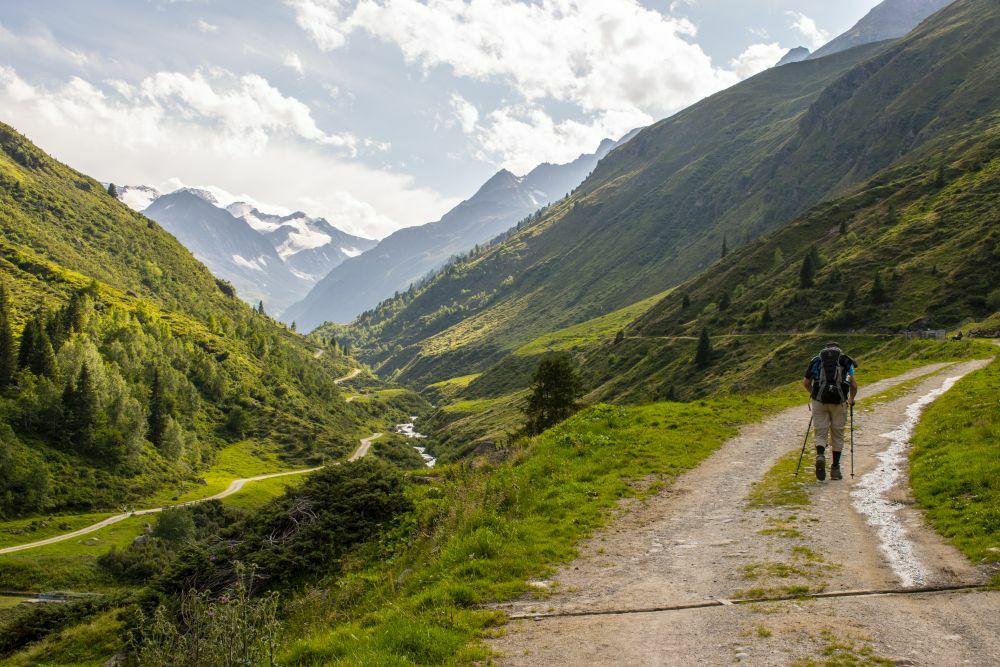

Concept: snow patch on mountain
[[276, 219, 333, 258], [231, 254, 267, 271], [117, 185, 161, 212], [341, 247, 362, 258]]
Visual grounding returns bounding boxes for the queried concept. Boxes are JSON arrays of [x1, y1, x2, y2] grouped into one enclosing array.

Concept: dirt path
[[0, 434, 381, 555], [335, 368, 361, 384], [491, 360, 1000, 666]]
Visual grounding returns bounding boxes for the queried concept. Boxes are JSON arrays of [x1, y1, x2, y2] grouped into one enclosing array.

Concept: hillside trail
[[0, 433, 382, 556], [490, 360, 999, 666], [335, 368, 362, 384]]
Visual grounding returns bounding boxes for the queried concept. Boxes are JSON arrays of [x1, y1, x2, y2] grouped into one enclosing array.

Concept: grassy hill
[[0, 122, 401, 517], [337, 0, 999, 390], [416, 109, 999, 452]]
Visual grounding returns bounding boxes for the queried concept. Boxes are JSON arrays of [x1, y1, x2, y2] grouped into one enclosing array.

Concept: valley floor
[[490, 361, 999, 665]]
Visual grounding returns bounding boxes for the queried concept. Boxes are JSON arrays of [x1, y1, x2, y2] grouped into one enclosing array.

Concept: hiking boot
[[830, 464, 843, 480], [815, 453, 826, 481]]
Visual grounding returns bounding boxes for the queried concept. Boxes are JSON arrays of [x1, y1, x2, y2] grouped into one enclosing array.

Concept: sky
[[0, 0, 882, 239]]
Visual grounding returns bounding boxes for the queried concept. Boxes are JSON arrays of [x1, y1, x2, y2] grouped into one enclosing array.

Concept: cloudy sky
[[0, 0, 881, 238]]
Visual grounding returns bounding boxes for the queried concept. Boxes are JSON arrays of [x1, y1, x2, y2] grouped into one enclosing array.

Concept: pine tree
[[524, 356, 581, 434], [839, 219, 848, 235], [107, 183, 118, 198], [16, 316, 37, 373], [760, 304, 772, 327], [843, 285, 857, 307], [808, 245, 822, 269], [64, 364, 98, 455], [0, 284, 15, 388], [799, 251, 816, 288], [290, 321, 297, 332], [18, 313, 57, 378], [886, 205, 898, 225], [719, 291, 731, 311], [695, 328, 712, 368], [256, 300, 265, 315], [682, 293, 691, 309], [934, 164, 945, 188], [148, 368, 171, 449], [721, 235, 728, 259], [870, 271, 888, 304]]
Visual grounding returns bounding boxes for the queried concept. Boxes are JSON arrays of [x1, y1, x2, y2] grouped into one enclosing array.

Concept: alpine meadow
[[0, 0, 997, 665]]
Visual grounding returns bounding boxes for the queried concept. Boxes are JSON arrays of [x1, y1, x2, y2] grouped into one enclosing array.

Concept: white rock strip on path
[[851, 375, 961, 587], [0, 432, 382, 555]]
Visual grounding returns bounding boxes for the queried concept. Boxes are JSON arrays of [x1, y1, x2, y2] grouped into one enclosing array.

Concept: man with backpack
[[802, 341, 858, 480]]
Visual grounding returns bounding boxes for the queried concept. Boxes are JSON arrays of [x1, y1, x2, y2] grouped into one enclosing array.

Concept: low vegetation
[[910, 358, 1000, 577]]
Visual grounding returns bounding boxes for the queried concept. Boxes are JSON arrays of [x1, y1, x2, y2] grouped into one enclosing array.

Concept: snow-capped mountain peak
[[116, 185, 161, 212], [114, 184, 377, 314]]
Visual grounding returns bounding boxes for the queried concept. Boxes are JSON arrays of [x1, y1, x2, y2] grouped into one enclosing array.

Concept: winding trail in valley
[[0, 432, 383, 555], [335, 368, 361, 384], [491, 360, 1000, 666]]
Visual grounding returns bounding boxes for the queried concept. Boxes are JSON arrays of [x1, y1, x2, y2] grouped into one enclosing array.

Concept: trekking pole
[[794, 404, 813, 477], [850, 402, 855, 478]]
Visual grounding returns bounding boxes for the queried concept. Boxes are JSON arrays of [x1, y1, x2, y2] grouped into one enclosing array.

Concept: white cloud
[[196, 18, 218, 33], [282, 51, 305, 76], [474, 104, 649, 174], [0, 23, 91, 68], [288, 0, 739, 119], [729, 42, 785, 79], [449, 93, 479, 134], [0, 66, 454, 238], [786, 11, 829, 50], [285, 0, 789, 170], [286, 0, 350, 50]]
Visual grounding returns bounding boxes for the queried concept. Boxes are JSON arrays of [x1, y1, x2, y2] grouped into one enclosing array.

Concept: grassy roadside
[[910, 356, 1000, 580], [0, 470, 311, 593]]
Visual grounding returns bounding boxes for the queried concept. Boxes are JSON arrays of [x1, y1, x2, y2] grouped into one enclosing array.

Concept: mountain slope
[[776, 46, 810, 66], [808, 0, 953, 60], [119, 190, 375, 314], [337, 0, 998, 389], [143, 191, 307, 313], [0, 122, 365, 515], [284, 135, 636, 330]]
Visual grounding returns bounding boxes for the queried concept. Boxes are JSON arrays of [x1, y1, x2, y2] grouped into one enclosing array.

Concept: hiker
[[802, 341, 858, 480]]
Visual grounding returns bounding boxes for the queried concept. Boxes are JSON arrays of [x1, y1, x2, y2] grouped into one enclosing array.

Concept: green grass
[[747, 450, 812, 508], [0, 596, 22, 610], [0, 513, 113, 550], [793, 629, 894, 667], [910, 357, 1000, 572], [513, 289, 673, 356], [0, 609, 122, 667], [440, 396, 511, 415], [221, 474, 307, 510], [0, 516, 149, 592], [141, 440, 295, 507], [0, 469, 314, 592], [276, 385, 832, 664]]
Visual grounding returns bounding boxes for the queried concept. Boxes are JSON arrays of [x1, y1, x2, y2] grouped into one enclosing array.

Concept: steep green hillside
[[630, 125, 1000, 337], [341, 0, 999, 389], [0, 123, 377, 516], [416, 119, 998, 452]]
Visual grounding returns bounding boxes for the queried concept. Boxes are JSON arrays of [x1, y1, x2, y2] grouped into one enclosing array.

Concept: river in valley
[[395, 417, 436, 467]]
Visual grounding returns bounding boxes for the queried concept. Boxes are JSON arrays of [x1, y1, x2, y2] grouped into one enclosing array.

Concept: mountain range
[[114, 185, 376, 315], [332, 0, 998, 390], [283, 132, 639, 331], [807, 0, 954, 59]]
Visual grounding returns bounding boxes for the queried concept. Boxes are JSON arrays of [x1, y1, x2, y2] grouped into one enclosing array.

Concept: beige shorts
[[811, 400, 847, 453]]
